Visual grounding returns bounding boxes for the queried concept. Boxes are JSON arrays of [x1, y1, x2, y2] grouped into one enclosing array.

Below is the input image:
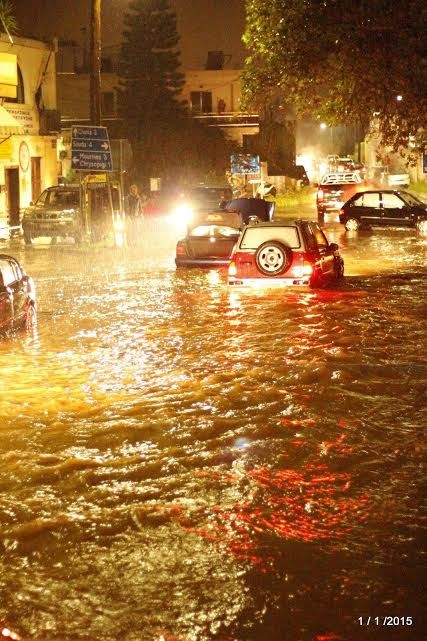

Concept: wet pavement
[[0, 217, 426, 641]]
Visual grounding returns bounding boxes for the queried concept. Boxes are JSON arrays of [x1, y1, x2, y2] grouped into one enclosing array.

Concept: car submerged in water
[[339, 189, 427, 232], [175, 210, 241, 267], [0, 254, 36, 332], [228, 219, 344, 288]]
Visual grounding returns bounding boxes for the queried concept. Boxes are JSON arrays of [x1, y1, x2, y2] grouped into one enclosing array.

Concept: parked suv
[[21, 185, 82, 245], [316, 172, 363, 222], [228, 220, 344, 288], [339, 190, 427, 232]]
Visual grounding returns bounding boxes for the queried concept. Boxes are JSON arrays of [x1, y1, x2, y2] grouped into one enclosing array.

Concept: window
[[382, 193, 404, 209], [0, 260, 17, 287], [46, 190, 79, 207], [309, 223, 329, 248], [190, 91, 212, 113], [362, 193, 380, 208], [240, 226, 301, 249], [4, 65, 25, 104]]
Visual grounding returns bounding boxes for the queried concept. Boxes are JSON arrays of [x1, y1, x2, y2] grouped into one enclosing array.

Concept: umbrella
[[225, 198, 274, 222]]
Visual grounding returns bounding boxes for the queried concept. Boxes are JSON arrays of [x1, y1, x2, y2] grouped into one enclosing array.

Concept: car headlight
[[169, 203, 193, 225]]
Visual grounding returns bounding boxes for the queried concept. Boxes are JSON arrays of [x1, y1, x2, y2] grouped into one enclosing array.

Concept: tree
[[117, 0, 238, 186], [0, 0, 17, 39], [117, 0, 186, 174], [242, 0, 426, 157]]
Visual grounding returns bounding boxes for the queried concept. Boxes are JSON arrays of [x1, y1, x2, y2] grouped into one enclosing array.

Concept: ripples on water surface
[[0, 228, 426, 641]]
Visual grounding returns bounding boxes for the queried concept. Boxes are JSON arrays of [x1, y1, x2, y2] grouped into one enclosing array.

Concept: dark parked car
[[0, 254, 36, 332], [228, 220, 344, 288], [175, 210, 241, 267], [21, 185, 82, 245], [339, 190, 427, 232]]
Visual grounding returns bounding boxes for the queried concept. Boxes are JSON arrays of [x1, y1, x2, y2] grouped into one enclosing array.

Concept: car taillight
[[303, 261, 313, 276], [228, 260, 237, 276], [317, 189, 324, 200], [176, 244, 187, 256]]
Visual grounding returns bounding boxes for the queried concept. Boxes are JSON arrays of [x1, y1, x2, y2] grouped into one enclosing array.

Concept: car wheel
[[255, 241, 292, 276], [23, 231, 32, 245], [345, 217, 360, 231], [25, 302, 37, 330]]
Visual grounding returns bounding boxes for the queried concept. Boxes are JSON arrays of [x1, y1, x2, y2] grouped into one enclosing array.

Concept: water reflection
[[0, 227, 425, 640]]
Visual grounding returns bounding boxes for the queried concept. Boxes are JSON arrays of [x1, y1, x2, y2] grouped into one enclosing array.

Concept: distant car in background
[[225, 197, 275, 223], [316, 172, 364, 222], [175, 210, 241, 267], [0, 254, 36, 332], [167, 186, 232, 226], [228, 219, 344, 288], [367, 166, 410, 188], [339, 190, 427, 232]]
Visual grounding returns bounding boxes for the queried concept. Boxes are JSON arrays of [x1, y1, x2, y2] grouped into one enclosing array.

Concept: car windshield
[[240, 226, 301, 249], [399, 192, 425, 207], [189, 225, 240, 238], [41, 190, 79, 207]]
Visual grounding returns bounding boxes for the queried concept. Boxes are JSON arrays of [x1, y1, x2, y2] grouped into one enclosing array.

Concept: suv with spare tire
[[228, 220, 344, 288], [21, 185, 83, 245]]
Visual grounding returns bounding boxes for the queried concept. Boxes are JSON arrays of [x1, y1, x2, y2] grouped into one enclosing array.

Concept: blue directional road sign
[[71, 126, 113, 171]]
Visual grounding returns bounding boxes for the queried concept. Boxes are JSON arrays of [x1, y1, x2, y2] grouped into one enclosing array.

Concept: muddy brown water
[[0, 224, 425, 641]]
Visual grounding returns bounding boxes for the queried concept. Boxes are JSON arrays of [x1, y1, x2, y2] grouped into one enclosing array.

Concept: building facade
[[0, 34, 60, 232]]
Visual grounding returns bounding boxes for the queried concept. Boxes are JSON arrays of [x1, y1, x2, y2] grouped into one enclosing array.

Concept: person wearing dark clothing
[[125, 184, 144, 246]]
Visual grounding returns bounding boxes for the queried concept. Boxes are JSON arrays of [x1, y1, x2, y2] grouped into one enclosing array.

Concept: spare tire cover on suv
[[255, 241, 292, 275]]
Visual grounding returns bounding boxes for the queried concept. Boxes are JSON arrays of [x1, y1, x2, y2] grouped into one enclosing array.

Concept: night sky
[[13, 0, 246, 69]]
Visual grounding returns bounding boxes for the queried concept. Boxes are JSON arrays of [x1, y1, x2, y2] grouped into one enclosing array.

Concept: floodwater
[[0, 222, 425, 641]]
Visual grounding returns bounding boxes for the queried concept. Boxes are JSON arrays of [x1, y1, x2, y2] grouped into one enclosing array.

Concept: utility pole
[[90, 0, 102, 126]]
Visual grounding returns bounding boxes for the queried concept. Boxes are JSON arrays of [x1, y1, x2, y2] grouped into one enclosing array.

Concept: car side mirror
[[329, 242, 339, 251]]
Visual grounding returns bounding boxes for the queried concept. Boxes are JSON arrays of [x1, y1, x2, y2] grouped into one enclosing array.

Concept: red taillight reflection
[[176, 245, 186, 256]]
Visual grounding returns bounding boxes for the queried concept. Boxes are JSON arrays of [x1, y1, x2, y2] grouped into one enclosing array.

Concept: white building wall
[[0, 35, 59, 224]]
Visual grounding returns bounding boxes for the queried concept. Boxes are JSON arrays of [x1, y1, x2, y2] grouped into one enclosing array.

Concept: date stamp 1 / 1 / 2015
[[358, 616, 413, 626]]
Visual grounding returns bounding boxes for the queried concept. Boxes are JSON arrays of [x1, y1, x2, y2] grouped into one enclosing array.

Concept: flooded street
[[0, 221, 425, 641]]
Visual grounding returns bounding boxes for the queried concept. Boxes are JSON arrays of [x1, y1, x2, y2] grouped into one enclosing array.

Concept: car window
[[0, 259, 18, 287], [362, 193, 380, 208], [189, 225, 239, 238], [382, 193, 405, 209], [400, 192, 423, 206], [35, 190, 49, 206], [302, 223, 317, 250], [240, 226, 301, 249], [309, 223, 329, 248], [46, 190, 79, 207]]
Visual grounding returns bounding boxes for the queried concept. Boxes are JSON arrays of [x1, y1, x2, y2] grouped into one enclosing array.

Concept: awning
[[0, 105, 24, 136]]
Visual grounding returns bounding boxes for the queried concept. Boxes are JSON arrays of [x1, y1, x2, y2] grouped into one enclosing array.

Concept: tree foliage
[[0, 0, 18, 36], [118, 0, 236, 185], [242, 0, 426, 154], [118, 0, 185, 141]]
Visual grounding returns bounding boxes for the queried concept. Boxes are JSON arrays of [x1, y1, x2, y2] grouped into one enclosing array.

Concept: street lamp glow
[[396, 95, 403, 101], [320, 122, 328, 130]]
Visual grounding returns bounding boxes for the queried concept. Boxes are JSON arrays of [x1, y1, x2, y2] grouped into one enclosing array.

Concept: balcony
[[191, 112, 259, 128]]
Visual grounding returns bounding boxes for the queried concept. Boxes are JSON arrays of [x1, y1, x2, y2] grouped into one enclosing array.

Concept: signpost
[[71, 125, 113, 172], [230, 153, 260, 175]]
